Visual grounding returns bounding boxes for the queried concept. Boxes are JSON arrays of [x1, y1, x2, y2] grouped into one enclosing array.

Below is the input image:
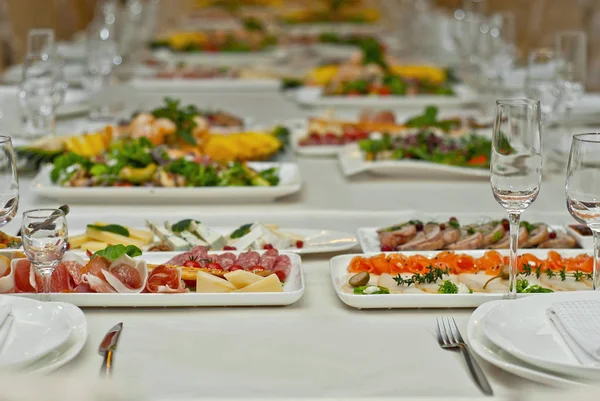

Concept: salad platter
[[66, 219, 357, 255], [331, 249, 595, 309], [1, 247, 304, 307]]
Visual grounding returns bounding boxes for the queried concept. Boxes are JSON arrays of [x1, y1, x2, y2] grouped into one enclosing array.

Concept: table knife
[[98, 322, 123, 377]]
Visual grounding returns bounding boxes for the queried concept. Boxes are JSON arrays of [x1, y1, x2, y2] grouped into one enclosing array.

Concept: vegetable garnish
[[230, 223, 252, 239], [393, 265, 450, 287], [353, 285, 390, 295], [87, 224, 130, 237], [150, 97, 199, 145], [93, 244, 143, 260], [516, 279, 553, 293], [171, 219, 199, 233]]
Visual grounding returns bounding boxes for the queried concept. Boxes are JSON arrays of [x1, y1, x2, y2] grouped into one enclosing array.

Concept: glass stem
[[40, 270, 52, 302], [592, 230, 600, 290], [508, 212, 521, 299]]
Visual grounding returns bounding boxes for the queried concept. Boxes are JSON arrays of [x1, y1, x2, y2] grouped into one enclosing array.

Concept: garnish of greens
[[171, 219, 199, 233], [393, 265, 450, 287], [230, 223, 252, 239], [437, 280, 459, 294], [87, 224, 130, 237], [353, 285, 390, 295], [94, 244, 143, 260], [516, 279, 553, 293], [404, 106, 461, 132], [150, 97, 200, 145]]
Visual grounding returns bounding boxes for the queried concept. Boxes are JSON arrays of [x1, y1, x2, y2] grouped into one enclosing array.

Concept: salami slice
[[166, 246, 209, 266], [146, 265, 186, 293], [217, 253, 237, 269], [272, 255, 292, 281], [236, 251, 261, 269], [260, 249, 279, 270]]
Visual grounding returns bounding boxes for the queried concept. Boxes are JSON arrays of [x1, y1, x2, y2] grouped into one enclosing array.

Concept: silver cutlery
[[436, 316, 493, 396], [98, 322, 123, 377]]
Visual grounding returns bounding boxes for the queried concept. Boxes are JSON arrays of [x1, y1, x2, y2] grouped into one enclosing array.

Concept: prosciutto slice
[[0, 256, 15, 293], [146, 265, 186, 293], [81, 255, 148, 294]]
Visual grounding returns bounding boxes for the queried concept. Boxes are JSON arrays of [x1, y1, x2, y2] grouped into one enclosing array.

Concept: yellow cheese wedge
[[224, 270, 263, 289], [234, 274, 283, 293], [196, 271, 236, 293], [86, 227, 146, 248], [68, 233, 89, 248], [80, 241, 109, 253], [92, 222, 154, 244]]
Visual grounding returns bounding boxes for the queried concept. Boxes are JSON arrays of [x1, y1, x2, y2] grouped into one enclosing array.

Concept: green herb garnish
[[353, 285, 390, 295], [393, 265, 450, 287], [93, 244, 142, 260], [230, 223, 252, 239], [87, 224, 130, 237], [171, 219, 198, 233]]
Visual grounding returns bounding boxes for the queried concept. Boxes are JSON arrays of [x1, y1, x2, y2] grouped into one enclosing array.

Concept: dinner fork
[[436, 316, 493, 396]]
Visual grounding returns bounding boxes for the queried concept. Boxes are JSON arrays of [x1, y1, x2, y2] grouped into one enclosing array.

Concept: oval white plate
[[338, 143, 490, 179], [291, 128, 343, 157], [468, 300, 586, 387], [0, 297, 72, 369], [483, 292, 600, 380]]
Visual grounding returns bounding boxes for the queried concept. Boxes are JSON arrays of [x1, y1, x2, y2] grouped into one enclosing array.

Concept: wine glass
[[566, 133, 600, 290], [0, 136, 19, 228], [490, 99, 543, 298], [21, 209, 68, 301], [524, 48, 566, 126], [18, 29, 67, 138]]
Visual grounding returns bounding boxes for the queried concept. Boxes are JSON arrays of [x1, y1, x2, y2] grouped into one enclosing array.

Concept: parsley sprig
[[520, 263, 592, 282], [393, 265, 449, 287]]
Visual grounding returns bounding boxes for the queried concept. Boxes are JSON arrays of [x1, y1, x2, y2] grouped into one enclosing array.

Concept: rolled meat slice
[[260, 249, 279, 270], [101, 255, 149, 294], [272, 255, 292, 281], [0, 255, 15, 293], [146, 265, 187, 293], [217, 253, 237, 270]]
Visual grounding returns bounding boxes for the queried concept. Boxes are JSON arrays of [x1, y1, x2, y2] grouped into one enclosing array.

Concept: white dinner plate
[[0, 296, 72, 370], [31, 162, 302, 203], [294, 85, 479, 109], [13, 251, 304, 307], [330, 249, 593, 309], [69, 224, 357, 255], [565, 224, 593, 249], [467, 300, 586, 387], [337, 143, 490, 179], [129, 77, 281, 92], [357, 224, 573, 253], [483, 292, 600, 380]]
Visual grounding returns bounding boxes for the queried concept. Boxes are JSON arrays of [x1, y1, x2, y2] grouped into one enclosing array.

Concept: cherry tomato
[[274, 270, 286, 282], [183, 259, 202, 268], [380, 245, 392, 252], [378, 86, 392, 96], [207, 262, 223, 270], [263, 244, 274, 250], [223, 245, 237, 251], [228, 265, 244, 272], [86, 250, 93, 258], [295, 240, 304, 249]]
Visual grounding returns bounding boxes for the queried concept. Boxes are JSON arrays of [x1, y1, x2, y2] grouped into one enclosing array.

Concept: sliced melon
[[234, 274, 283, 293], [196, 271, 236, 293], [224, 270, 263, 289]]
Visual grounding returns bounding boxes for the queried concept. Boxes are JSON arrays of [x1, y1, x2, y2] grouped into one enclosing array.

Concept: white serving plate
[[483, 292, 600, 380], [294, 85, 478, 109], [338, 143, 490, 179], [152, 49, 281, 66], [129, 77, 281, 92], [31, 162, 302, 203], [13, 251, 304, 307], [69, 224, 357, 255], [357, 224, 573, 253], [467, 300, 586, 387], [291, 128, 343, 157], [330, 249, 592, 309], [565, 224, 593, 249]]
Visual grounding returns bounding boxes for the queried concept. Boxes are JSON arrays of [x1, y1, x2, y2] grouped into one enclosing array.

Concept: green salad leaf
[[437, 280, 458, 294], [230, 223, 252, 239], [353, 285, 390, 295], [171, 219, 199, 233], [151, 98, 199, 145], [87, 224, 130, 237], [94, 244, 142, 260]]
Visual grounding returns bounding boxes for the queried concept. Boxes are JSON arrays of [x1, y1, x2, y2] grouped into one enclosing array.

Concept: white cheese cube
[[145, 220, 190, 251], [229, 225, 263, 251], [190, 221, 226, 250]]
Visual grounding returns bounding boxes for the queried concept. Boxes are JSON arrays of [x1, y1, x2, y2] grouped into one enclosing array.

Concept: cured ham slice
[[146, 265, 186, 293], [13, 259, 36, 293], [60, 252, 85, 286], [81, 255, 149, 293], [0, 256, 15, 293]]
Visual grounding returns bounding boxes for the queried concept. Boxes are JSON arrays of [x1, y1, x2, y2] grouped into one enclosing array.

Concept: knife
[[98, 322, 123, 377]]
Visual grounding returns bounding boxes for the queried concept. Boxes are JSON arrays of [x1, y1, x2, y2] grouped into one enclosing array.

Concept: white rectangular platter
[[338, 143, 490, 179], [295, 85, 478, 109], [31, 162, 302, 203], [152, 49, 280, 66], [330, 249, 592, 309], [11, 251, 304, 307], [130, 78, 281, 92]]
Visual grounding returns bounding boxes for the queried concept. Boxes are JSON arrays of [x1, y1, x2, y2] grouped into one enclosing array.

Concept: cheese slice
[[191, 221, 226, 250], [69, 233, 89, 248], [234, 274, 283, 293], [164, 222, 208, 248], [230, 225, 263, 250], [196, 271, 236, 293], [224, 270, 263, 289], [86, 227, 146, 248], [80, 241, 109, 253], [251, 223, 291, 249], [146, 220, 190, 251], [92, 221, 154, 244]]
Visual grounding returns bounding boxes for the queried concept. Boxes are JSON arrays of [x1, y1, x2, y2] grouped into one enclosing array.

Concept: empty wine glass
[[566, 133, 600, 290], [21, 209, 68, 301], [0, 136, 18, 228], [18, 29, 67, 138], [491, 99, 543, 298], [524, 48, 566, 125]]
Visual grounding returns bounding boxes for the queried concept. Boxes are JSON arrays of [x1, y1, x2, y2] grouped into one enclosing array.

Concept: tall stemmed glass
[[21, 209, 68, 301], [0, 136, 19, 228], [524, 49, 566, 126], [566, 133, 600, 290], [18, 29, 67, 138], [491, 99, 543, 298]]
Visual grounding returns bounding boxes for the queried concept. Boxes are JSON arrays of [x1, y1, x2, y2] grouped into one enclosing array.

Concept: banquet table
[[0, 84, 592, 400]]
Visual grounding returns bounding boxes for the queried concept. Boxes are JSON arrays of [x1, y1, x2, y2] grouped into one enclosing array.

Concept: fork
[[436, 316, 494, 396]]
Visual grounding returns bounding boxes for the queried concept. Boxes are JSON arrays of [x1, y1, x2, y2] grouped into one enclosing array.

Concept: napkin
[[547, 300, 600, 366]]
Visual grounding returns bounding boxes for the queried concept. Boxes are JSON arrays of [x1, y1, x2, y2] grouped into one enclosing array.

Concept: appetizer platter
[[293, 106, 492, 157], [358, 217, 578, 252], [1, 246, 304, 307], [67, 220, 357, 255], [331, 249, 594, 309]]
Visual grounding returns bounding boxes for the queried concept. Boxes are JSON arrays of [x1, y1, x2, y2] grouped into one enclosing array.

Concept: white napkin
[[547, 300, 600, 366]]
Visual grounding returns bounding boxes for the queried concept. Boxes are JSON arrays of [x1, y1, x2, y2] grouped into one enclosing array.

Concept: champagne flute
[[524, 48, 566, 126], [0, 136, 19, 228], [490, 99, 543, 298], [21, 209, 68, 301], [566, 133, 600, 290]]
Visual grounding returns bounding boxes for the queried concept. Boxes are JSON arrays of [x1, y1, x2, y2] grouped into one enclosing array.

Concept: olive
[[349, 272, 370, 287]]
